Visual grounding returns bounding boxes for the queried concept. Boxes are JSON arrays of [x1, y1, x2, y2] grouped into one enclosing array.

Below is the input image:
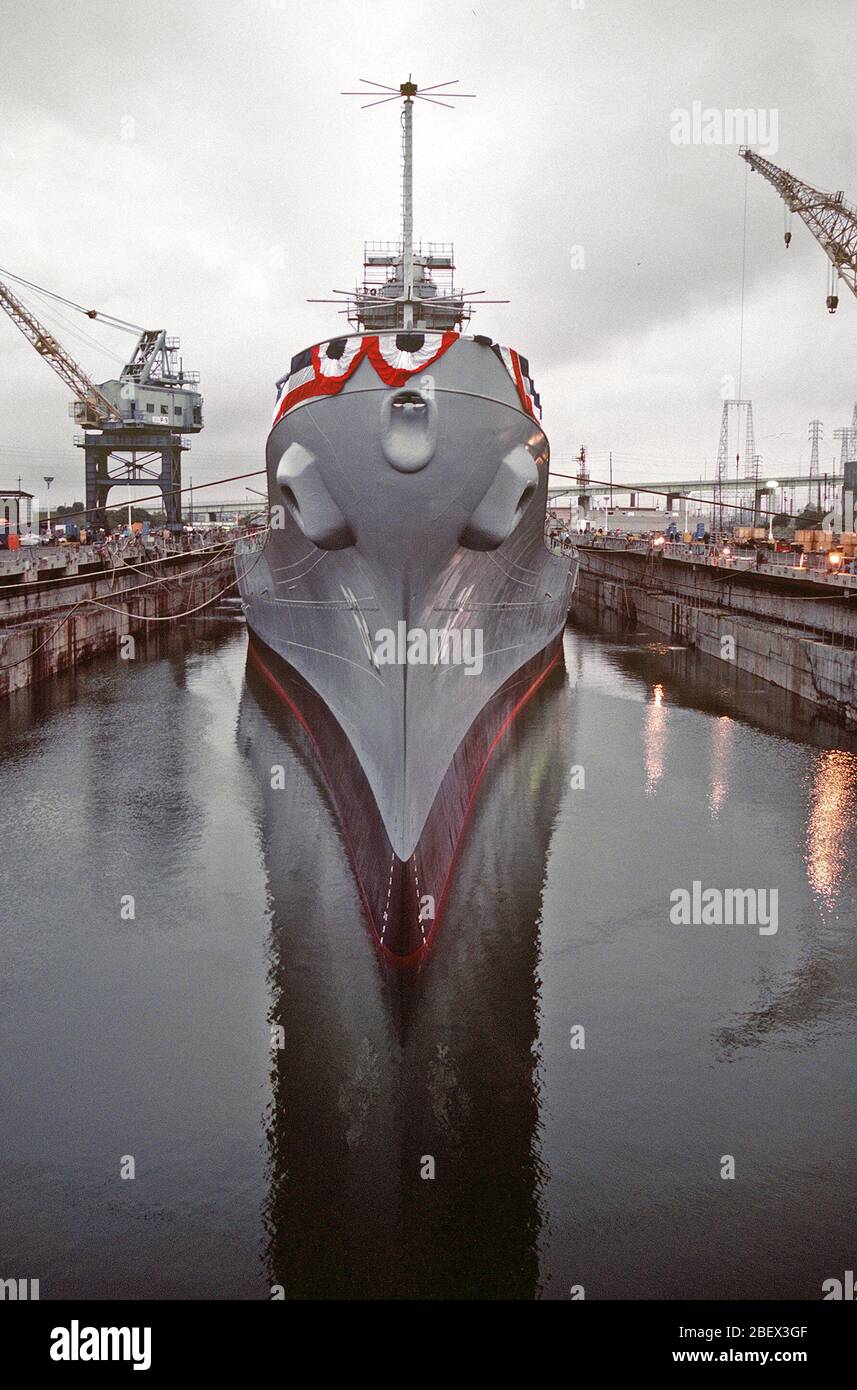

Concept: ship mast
[[337, 77, 484, 332], [401, 80, 416, 326]]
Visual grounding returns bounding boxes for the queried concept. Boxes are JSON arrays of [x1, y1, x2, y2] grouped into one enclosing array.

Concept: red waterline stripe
[[250, 636, 562, 967], [247, 642, 379, 944], [396, 639, 564, 964]]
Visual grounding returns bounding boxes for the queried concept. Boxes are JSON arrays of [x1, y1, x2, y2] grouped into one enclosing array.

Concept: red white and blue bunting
[[272, 332, 540, 426], [490, 344, 541, 421]]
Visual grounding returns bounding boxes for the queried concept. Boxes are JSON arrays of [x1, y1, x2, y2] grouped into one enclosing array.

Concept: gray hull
[[236, 334, 575, 956]]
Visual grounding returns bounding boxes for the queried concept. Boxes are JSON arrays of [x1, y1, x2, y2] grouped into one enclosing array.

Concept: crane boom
[[739, 146, 857, 303], [0, 276, 121, 424]]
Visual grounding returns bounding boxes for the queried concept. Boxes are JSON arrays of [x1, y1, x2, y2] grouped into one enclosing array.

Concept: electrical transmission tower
[[740, 147, 857, 313], [808, 419, 823, 510], [715, 399, 755, 532], [743, 401, 758, 522], [833, 414, 857, 530], [834, 420, 857, 467]]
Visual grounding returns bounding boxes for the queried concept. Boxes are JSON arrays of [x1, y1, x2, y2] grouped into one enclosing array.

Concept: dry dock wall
[[575, 547, 857, 728], [0, 554, 236, 698]]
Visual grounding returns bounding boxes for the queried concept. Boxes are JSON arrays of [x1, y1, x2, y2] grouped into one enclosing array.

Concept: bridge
[[548, 472, 843, 502]]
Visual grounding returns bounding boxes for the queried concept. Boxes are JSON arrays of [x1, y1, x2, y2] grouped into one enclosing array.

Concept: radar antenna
[[333, 78, 504, 331]]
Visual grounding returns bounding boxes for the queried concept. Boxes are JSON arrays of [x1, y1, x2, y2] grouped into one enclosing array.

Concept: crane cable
[[22, 287, 128, 365], [0, 265, 143, 334], [737, 160, 749, 401]]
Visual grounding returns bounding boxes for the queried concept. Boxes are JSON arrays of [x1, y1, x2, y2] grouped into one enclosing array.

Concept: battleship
[[235, 78, 576, 958]]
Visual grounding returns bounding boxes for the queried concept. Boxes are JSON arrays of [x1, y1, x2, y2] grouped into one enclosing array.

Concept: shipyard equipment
[[0, 269, 202, 528], [739, 148, 857, 314], [739, 149, 857, 527]]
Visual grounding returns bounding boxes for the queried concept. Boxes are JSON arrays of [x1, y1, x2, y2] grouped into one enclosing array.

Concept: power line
[[549, 471, 805, 523], [16, 467, 268, 526], [0, 529, 269, 674], [0, 535, 232, 591]]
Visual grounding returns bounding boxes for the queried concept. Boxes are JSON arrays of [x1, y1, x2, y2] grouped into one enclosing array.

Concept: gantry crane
[[739, 147, 857, 314], [739, 149, 857, 528], [0, 278, 122, 427], [0, 267, 203, 529]]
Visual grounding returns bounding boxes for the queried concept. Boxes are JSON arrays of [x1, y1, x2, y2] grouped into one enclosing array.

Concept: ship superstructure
[[236, 79, 576, 957]]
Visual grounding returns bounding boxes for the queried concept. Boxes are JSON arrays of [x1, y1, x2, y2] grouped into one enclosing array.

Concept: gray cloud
[[1, 0, 856, 504]]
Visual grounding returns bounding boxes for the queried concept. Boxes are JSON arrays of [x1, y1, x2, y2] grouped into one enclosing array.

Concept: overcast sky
[[1, 0, 856, 505]]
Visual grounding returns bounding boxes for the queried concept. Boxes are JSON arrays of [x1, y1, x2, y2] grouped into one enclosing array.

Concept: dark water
[[1, 613, 856, 1300]]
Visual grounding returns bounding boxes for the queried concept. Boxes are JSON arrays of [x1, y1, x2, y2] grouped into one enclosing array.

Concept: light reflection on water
[[0, 614, 856, 1299], [708, 715, 734, 821], [805, 749, 857, 908], [643, 681, 667, 795]]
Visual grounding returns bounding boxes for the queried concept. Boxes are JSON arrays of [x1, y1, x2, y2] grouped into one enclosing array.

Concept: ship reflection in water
[[3, 617, 857, 1298], [238, 653, 575, 1299]]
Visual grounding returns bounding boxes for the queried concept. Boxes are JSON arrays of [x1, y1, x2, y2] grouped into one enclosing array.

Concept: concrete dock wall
[[0, 554, 236, 699], [574, 548, 857, 728], [576, 546, 857, 640]]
